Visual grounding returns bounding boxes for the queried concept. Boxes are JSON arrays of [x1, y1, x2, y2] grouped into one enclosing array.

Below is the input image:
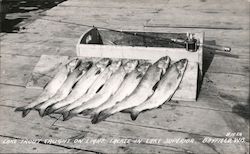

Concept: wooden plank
[[145, 8, 248, 30], [26, 55, 69, 89], [1, 84, 248, 141], [0, 106, 194, 154], [59, 0, 249, 14], [0, 54, 39, 86], [1, 105, 249, 154], [45, 1, 249, 30]]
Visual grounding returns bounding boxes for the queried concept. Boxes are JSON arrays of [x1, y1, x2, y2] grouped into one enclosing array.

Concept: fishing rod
[[89, 26, 231, 52], [43, 18, 232, 52]]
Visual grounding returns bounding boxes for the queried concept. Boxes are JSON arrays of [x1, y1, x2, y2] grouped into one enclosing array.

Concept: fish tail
[[15, 107, 31, 117], [39, 108, 46, 117], [89, 110, 99, 119], [62, 111, 70, 120], [44, 105, 60, 116], [63, 111, 77, 121], [22, 109, 31, 117], [91, 109, 112, 124], [14, 106, 26, 112], [130, 110, 140, 121], [91, 113, 100, 124]]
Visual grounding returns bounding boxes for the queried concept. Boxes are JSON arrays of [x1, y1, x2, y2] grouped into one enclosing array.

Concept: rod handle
[[201, 44, 231, 52]]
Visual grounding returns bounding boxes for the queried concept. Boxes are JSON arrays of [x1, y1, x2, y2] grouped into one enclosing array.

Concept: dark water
[[0, 0, 66, 32]]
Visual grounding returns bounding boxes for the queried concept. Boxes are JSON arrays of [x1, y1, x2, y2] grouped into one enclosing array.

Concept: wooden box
[[76, 28, 203, 101]]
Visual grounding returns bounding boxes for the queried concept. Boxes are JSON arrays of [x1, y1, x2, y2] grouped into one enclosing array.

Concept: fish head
[[156, 56, 171, 73], [66, 58, 81, 72], [123, 60, 139, 73], [96, 58, 111, 69], [78, 61, 93, 71], [109, 60, 122, 71], [175, 59, 188, 74], [137, 62, 151, 74]]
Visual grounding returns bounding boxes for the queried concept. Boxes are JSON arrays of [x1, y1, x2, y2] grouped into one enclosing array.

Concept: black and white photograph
[[0, 0, 249, 153]]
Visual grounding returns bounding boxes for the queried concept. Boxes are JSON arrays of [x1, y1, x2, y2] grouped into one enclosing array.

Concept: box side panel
[[77, 44, 199, 63]]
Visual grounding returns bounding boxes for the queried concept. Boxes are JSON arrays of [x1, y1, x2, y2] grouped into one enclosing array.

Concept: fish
[[93, 56, 171, 124], [46, 58, 111, 114], [91, 62, 151, 123], [37, 60, 92, 117], [14, 58, 81, 117], [63, 60, 129, 121], [60, 60, 122, 119], [130, 59, 188, 120]]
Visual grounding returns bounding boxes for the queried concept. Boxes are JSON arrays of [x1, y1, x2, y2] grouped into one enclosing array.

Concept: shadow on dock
[[0, 0, 66, 33]]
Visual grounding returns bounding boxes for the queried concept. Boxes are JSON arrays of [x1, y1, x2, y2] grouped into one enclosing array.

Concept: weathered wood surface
[[0, 0, 249, 153], [0, 87, 249, 154]]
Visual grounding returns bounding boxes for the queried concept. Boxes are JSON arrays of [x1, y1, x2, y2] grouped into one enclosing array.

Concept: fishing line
[[41, 18, 186, 46], [50, 114, 62, 127]]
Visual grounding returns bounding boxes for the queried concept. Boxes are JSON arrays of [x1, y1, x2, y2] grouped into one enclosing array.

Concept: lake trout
[[14, 58, 80, 117], [38, 60, 92, 117], [46, 58, 111, 114], [60, 60, 122, 119], [93, 56, 171, 124], [63, 60, 129, 121], [130, 59, 188, 120], [91, 62, 151, 123]]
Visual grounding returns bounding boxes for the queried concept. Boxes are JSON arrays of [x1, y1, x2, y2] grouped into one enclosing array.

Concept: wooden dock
[[0, 0, 249, 153]]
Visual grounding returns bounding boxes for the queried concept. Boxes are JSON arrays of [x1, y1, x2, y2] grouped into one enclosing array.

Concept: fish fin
[[91, 110, 112, 124], [124, 73, 129, 79], [14, 106, 26, 112], [136, 74, 143, 79], [80, 109, 93, 116], [95, 70, 101, 75], [121, 108, 133, 113], [15, 107, 31, 117], [22, 109, 31, 117], [91, 113, 100, 124], [39, 108, 46, 117], [34, 104, 42, 110], [130, 110, 140, 121], [152, 81, 159, 91], [96, 84, 104, 93]]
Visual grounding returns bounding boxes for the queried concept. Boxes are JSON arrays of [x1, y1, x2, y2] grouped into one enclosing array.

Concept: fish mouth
[[176, 59, 188, 70], [158, 56, 170, 61], [137, 62, 151, 72], [157, 56, 171, 70], [79, 61, 93, 71], [98, 58, 111, 65]]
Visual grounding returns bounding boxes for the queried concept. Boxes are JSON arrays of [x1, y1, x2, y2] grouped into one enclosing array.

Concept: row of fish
[[15, 56, 188, 124]]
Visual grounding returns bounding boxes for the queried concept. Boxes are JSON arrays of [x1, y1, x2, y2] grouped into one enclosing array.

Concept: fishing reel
[[171, 32, 231, 52]]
